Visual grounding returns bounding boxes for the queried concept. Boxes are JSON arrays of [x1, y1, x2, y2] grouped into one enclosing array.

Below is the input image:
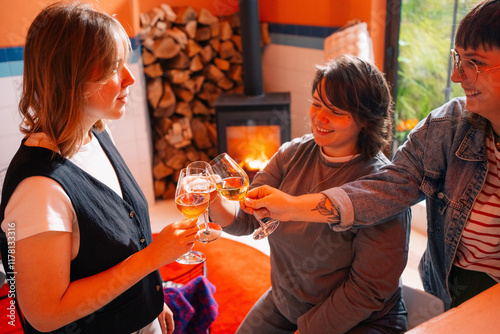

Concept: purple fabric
[[164, 276, 218, 334]]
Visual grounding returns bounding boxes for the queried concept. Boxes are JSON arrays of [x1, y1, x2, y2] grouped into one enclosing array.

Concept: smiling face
[[451, 46, 500, 131], [309, 80, 361, 157], [83, 34, 135, 130]]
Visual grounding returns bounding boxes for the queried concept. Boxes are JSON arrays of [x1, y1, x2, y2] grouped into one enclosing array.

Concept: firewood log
[[191, 117, 212, 149], [154, 179, 166, 198], [162, 182, 176, 199], [154, 81, 176, 117], [165, 149, 187, 170], [153, 21, 168, 38], [167, 69, 191, 84], [192, 75, 205, 93], [209, 38, 220, 53], [148, 7, 164, 27], [147, 77, 163, 108], [198, 8, 218, 25], [175, 101, 193, 118], [189, 54, 204, 72], [186, 39, 202, 58], [173, 85, 194, 102], [142, 48, 156, 66], [160, 4, 177, 22], [166, 27, 188, 49], [153, 161, 174, 179], [185, 146, 202, 163], [183, 20, 197, 39], [210, 23, 220, 38], [230, 51, 243, 64], [219, 21, 233, 41], [206, 122, 217, 146], [191, 98, 211, 115], [159, 117, 173, 134], [143, 62, 163, 78], [195, 26, 211, 42], [163, 51, 190, 70], [198, 82, 222, 106], [231, 35, 242, 52], [217, 77, 234, 90], [153, 36, 181, 59], [228, 64, 242, 82], [200, 45, 214, 64], [139, 13, 151, 28], [214, 57, 230, 71], [219, 40, 235, 59], [174, 6, 197, 24]]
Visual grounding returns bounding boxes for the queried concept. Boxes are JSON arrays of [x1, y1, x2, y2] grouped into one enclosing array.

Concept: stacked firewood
[[139, 4, 270, 199]]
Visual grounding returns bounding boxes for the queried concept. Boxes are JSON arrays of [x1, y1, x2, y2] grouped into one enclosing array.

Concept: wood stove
[[215, 92, 291, 178], [215, 0, 291, 177]]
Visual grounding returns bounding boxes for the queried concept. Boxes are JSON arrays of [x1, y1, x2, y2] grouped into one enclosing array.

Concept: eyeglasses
[[451, 49, 500, 85]]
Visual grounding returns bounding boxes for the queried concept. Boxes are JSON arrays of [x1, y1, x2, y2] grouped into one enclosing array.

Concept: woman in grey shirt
[[210, 55, 410, 334]]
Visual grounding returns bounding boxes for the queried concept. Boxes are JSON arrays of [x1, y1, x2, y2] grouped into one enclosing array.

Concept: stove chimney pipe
[[239, 0, 264, 96]]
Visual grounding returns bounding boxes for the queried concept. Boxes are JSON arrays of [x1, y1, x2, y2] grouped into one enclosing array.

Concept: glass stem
[[204, 206, 210, 233], [253, 213, 265, 227]]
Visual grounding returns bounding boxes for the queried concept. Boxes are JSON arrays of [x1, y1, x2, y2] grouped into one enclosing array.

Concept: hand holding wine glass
[[186, 161, 222, 243], [151, 217, 199, 266], [174, 168, 209, 264], [210, 153, 279, 240]]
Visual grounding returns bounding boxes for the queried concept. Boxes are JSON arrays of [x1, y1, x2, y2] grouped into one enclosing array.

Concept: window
[[385, 0, 474, 152]]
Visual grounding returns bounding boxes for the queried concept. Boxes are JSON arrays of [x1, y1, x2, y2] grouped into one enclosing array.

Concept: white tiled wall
[[0, 75, 24, 193], [0, 42, 324, 204], [262, 44, 324, 139]]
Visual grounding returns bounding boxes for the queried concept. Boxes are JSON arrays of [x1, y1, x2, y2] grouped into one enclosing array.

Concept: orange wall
[[1, 0, 386, 66], [138, 0, 387, 67], [0, 0, 139, 48]]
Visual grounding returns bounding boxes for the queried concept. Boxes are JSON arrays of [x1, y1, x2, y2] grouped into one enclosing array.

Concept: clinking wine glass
[[209, 153, 279, 240], [175, 168, 209, 264], [186, 161, 222, 243]]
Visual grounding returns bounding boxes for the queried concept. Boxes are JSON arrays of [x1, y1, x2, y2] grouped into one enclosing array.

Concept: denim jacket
[[323, 97, 488, 309]]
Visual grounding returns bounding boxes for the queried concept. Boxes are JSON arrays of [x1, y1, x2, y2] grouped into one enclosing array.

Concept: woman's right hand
[[149, 218, 199, 267], [243, 185, 294, 221], [244, 185, 328, 223]]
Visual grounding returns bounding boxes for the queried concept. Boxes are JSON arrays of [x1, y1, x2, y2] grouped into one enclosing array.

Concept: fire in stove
[[226, 124, 281, 175]]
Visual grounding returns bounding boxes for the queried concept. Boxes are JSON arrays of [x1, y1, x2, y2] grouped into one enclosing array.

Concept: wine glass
[[209, 153, 279, 240], [186, 161, 222, 243], [175, 168, 209, 264]]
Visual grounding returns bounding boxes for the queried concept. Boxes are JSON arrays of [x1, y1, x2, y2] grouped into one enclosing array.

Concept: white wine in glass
[[210, 153, 279, 240], [215, 176, 249, 201], [175, 192, 209, 218], [175, 168, 208, 264]]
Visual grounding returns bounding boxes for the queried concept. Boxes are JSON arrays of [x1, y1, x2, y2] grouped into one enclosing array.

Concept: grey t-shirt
[[224, 134, 410, 333]]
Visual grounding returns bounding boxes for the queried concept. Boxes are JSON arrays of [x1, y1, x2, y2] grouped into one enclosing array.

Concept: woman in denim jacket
[[243, 0, 500, 310]]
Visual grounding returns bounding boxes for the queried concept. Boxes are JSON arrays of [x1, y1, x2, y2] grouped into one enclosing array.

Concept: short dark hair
[[311, 54, 394, 159], [455, 0, 500, 50]]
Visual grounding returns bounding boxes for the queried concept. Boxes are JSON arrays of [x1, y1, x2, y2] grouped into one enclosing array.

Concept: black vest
[[0, 130, 164, 333]]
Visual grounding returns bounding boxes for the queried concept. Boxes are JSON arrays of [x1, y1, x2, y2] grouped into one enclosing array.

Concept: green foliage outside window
[[395, 0, 474, 143]]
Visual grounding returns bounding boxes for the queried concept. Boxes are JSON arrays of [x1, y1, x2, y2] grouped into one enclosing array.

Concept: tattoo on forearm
[[311, 196, 341, 225]]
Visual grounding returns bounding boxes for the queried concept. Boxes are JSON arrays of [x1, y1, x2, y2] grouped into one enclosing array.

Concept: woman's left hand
[[158, 303, 175, 334]]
